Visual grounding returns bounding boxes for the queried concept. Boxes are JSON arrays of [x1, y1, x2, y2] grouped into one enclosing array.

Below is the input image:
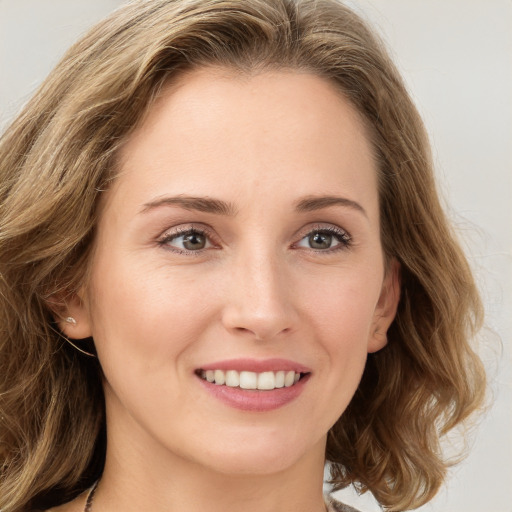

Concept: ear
[[368, 258, 401, 353], [46, 289, 93, 340]]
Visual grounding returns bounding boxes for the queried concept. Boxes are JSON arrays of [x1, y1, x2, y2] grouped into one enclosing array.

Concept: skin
[[56, 67, 400, 512]]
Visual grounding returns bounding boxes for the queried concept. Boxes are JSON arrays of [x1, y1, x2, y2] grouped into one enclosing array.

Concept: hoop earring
[[51, 320, 96, 358], [64, 337, 96, 358]]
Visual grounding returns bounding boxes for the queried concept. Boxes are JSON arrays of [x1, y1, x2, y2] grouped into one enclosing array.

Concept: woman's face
[[66, 68, 399, 475]]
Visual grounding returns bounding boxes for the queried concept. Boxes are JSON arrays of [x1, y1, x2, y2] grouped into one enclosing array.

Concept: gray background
[[1, 1, 510, 511]]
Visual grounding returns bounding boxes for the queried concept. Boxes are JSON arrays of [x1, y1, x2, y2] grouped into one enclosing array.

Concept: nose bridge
[[241, 246, 283, 304], [222, 243, 296, 340]]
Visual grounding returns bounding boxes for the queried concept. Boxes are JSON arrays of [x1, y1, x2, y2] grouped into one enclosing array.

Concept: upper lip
[[198, 358, 311, 373]]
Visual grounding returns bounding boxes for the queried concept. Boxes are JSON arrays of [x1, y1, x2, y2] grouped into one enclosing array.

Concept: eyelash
[[158, 225, 219, 255], [294, 225, 352, 253], [157, 224, 352, 255]]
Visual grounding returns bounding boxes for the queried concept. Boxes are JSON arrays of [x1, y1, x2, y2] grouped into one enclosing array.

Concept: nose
[[221, 250, 298, 341]]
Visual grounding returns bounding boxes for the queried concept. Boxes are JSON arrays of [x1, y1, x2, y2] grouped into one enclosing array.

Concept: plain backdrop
[[1, 1, 511, 511]]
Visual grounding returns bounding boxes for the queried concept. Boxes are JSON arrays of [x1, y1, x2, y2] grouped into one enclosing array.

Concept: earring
[[59, 316, 96, 357], [63, 337, 96, 358]]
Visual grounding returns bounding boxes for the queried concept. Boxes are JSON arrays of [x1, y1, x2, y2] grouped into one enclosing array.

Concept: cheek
[[291, 269, 381, 430], [86, 254, 219, 372], [84, 258, 219, 424], [298, 265, 381, 342]]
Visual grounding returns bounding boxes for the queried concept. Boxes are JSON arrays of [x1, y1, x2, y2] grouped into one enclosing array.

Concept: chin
[[201, 450, 305, 477], [182, 429, 325, 477]]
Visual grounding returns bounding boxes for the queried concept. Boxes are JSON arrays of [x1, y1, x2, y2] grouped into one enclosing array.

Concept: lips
[[195, 358, 311, 411]]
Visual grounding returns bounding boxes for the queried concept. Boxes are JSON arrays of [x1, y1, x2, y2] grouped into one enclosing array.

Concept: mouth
[[195, 369, 309, 391], [194, 358, 311, 411]]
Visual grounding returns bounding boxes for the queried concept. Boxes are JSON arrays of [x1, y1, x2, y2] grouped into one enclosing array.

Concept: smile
[[195, 358, 311, 411], [197, 369, 306, 390]]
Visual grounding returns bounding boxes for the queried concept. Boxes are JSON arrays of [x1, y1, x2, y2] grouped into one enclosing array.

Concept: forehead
[[111, 67, 378, 218]]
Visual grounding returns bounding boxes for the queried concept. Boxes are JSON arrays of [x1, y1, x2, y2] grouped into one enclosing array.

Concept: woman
[[0, 1, 486, 511]]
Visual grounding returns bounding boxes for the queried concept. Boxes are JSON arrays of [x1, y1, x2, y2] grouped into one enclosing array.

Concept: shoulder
[[325, 495, 363, 512]]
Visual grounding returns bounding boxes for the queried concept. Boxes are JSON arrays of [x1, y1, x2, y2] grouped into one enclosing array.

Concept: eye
[[295, 227, 351, 251], [159, 228, 213, 252]]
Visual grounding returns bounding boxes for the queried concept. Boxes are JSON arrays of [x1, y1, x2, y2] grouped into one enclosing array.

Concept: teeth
[[257, 371, 275, 390], [284, 370, 295, 387], [240, 371, 257, 389], [225, 370, 239, 387], [199, 369, 304, 390], [214, 369, 225, 385]]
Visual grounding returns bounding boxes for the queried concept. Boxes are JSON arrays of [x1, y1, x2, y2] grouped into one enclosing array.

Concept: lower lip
[[197, 374, 310, 412]]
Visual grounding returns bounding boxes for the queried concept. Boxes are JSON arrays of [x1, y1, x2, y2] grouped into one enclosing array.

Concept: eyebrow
[[294, 195, 368, 217], [141, 195, 237, 216], [141, 194, 367, 217]]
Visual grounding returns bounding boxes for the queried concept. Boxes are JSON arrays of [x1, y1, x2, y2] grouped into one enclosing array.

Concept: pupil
[[310, 232, 332, 249], [183, 232, 205, 250]]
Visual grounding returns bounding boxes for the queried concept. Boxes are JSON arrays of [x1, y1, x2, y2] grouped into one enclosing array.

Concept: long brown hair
[[0, 1, 485, 510]]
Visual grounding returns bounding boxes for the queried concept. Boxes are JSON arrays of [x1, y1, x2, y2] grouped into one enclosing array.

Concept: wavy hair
[[0, 1, 485, 510]]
